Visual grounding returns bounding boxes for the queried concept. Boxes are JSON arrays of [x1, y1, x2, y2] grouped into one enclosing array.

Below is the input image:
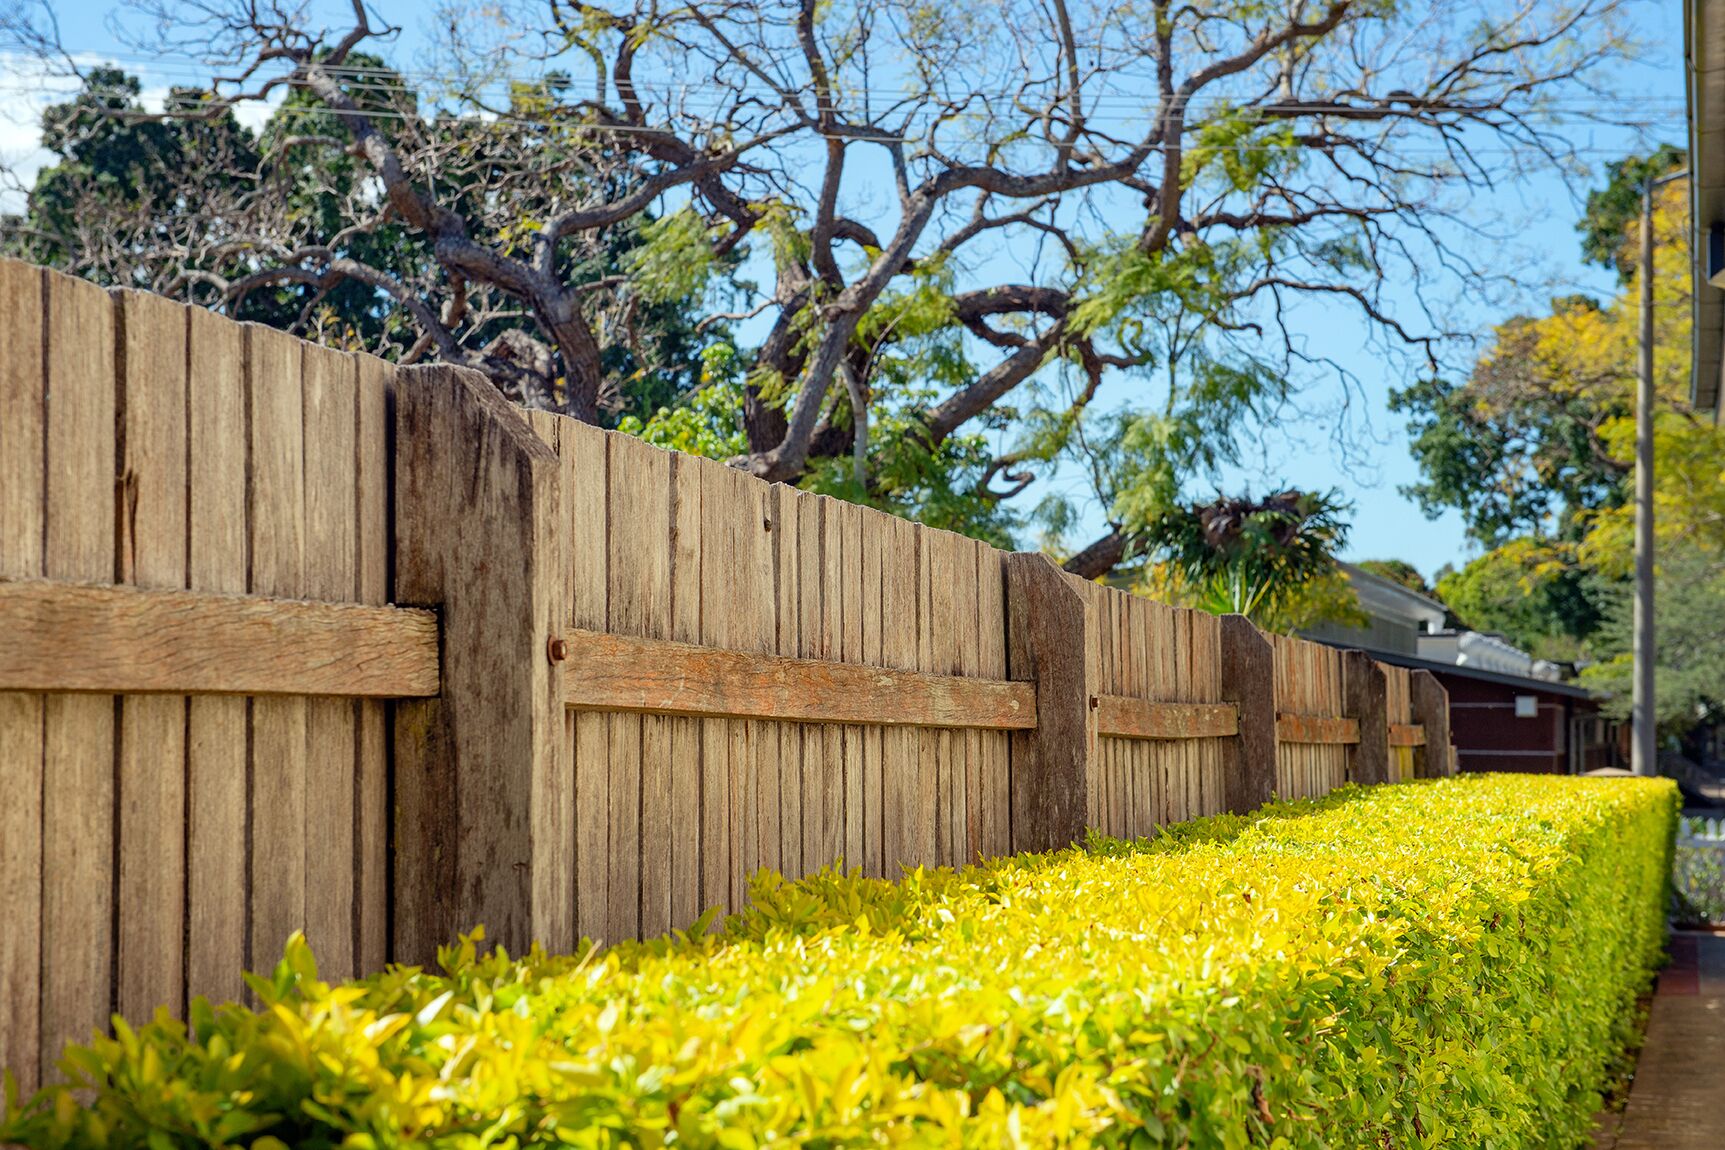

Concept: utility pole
[[1633, 168, 1687, 776]]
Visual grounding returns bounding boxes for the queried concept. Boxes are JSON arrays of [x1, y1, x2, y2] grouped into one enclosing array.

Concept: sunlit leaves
[[2, 776, 1677, 1150]]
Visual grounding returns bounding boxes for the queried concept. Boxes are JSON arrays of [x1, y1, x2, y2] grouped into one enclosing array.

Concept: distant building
[[1303, 564, 1624, 774], [1302, 563, 1445, 656]]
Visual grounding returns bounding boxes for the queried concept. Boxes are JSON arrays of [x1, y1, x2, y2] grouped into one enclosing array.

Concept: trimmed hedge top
[[4, 774, 1676, 1149]]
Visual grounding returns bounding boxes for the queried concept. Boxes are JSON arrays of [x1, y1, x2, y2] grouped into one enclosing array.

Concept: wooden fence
[[0, 258, 1454, 1088]]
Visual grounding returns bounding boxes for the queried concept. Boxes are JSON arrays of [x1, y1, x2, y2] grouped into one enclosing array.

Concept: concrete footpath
[[1590, 931, 1725, 1149]]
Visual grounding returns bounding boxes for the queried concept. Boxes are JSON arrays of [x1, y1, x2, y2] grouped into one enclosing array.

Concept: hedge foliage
[[3, 774, 1675, 1149]]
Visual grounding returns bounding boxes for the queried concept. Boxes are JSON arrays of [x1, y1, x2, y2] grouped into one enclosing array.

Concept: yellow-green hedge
[[2, 774, 1675, 1149]]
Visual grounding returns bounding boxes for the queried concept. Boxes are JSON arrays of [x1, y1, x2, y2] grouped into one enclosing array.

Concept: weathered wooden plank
[[0, 581, 439, 696], [745, 484, 780, 888], [40, 269, 117, 1084], [695, 456, 735, 913], [1094, 696, 1238, 741], [247, 324, 308, 979], [1122, 596, 1150, 836], [606, 432, 672, 942], [668, 453, 703, 924], [393, 365, 567, 963], [1218, 615, 1275, 814], [1388, 723, 1427, 748], [925, 530, 958, 864], [559, 417, 610, 944], [956, 536, 982, 863], [976, 543, 1010, 860], [1344, 650, 1391, 786], [301, 343, 358, 981], [860, 507, 886, 878], [795, 490, 827, 877], [772, 486, 804, 882], [1410, 669, 1454, 778], [879, 513, 918, 873], [838, 502, 865, 872], [563, 629, 1036, 729], [0, 259, 45, 1091], [817, 496, 847, 873], [1275, 713, 1361, 745], [1005, 553, 1096, 853], [353, 353, 392, 975], [185, 305, 247, 1009], [113, 289, 189, 1023]]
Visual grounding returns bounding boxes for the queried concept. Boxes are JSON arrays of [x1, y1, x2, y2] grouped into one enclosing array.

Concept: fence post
[[392, 365, 571, 964], [1342, 650, 1391, 785], [1218, 615, 1276, 813], [1409, 669, 1453, 778], [1005, 553, 1096, 852]]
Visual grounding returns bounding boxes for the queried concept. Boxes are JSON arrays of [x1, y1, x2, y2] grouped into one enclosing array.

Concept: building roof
[[1308, 639, 1601, 701], [1337, 562, 1448, 629], [1688, 0, 1725, 417]]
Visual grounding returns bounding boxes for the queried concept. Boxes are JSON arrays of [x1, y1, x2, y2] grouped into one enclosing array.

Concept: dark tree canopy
[[1576, 143, 1685, 282]]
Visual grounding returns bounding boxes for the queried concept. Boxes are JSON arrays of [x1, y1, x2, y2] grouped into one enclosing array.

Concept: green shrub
[[2, 774, 1676, 1149]]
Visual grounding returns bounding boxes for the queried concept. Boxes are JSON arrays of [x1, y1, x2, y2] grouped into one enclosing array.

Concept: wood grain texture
[[772, 485, 804, 884], [40, 269, 116, 1085], [247, 323, 308, 981], [300, 343, 357, 982], [1005, 553, 1095, 853], [0, 259, 45, 1091], [1218, 614, 1275, 814], [1094, 696, 1236, 741], [976, 542, 1010, 862], [1275, 714, 1361, 745], [563, 629, 1035, 729], [558, 416, 610, 944], [1343, 650, 1391, 786], [185, 305, 248, 1008], [113, 288, 189, 1024], [352, 353, 393, 975], [605, 431, 671, 944], [393, 364, 567, 964], [1410, 670, 1454, 778], [1388, 724, 1427, 748], [0, 581, 438, 696], [668, 453, 703, 925]]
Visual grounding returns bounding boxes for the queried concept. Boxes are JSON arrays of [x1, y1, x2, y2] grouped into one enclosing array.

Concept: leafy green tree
[[1577, 144, 1686, 282], [1433, 540, 1608, 662], [6, 65, 722, 425], [1139, 490, 1353, 626], [4, 0, 1636, 573], [1581, 548, 1725, 731], [1354, 560, 1433, 596]]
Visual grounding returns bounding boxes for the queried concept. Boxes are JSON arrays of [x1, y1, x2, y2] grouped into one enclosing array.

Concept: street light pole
[[1633, 168, 1687, 777]]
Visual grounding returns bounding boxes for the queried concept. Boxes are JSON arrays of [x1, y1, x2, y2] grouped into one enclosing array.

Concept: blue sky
[[0, 0, 1691, 581]]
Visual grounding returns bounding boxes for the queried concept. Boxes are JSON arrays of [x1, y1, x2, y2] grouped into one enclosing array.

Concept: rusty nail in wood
[[547, 636, 568, 663]]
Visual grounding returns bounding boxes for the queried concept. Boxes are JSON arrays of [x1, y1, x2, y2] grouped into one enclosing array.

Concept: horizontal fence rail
[[1093, 696, 1238, 741], [1389, 723, 1428, 748], [0, 256, 1456, 1092], [1275, 714, 1362, 745], [561, 629, 1036, 729], [0, 580, 439, 698]]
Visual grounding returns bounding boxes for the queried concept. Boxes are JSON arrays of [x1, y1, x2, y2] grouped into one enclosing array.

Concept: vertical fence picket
[[40, 271, 117, 1085], [669, 453, 705, 924], [185, 306, 248, 1009], [301, 342, 357, 982], [0, 261, 46, 1092], [113, 289, 189, 1022]]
